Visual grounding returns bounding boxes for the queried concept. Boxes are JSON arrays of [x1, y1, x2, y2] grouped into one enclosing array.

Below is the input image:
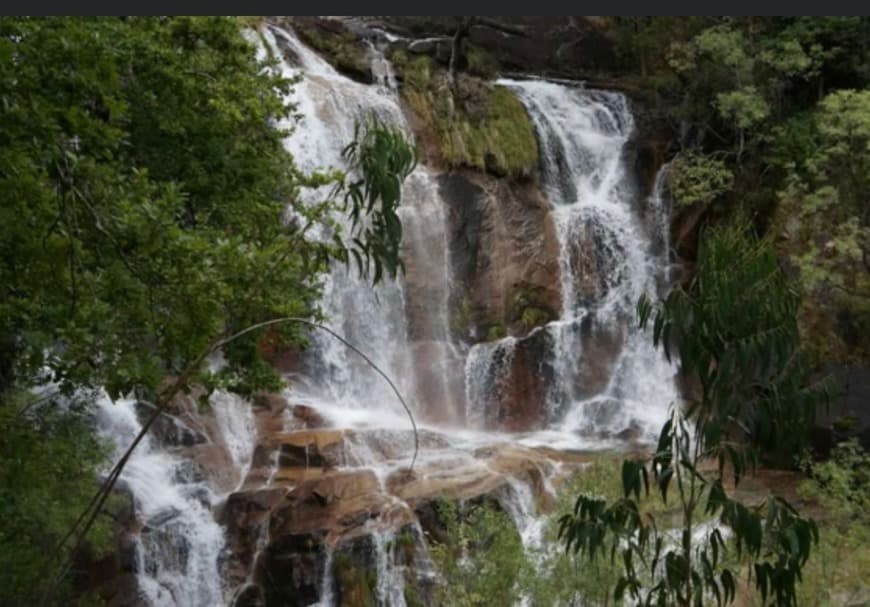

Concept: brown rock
[[438, 171, 561, 343]]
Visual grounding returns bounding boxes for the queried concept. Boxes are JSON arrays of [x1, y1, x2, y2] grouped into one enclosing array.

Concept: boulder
[[134, 401, 208, 448], [256, 531, 329, 607], [813, 364, 870, 456], [438, 171, 561, 342]]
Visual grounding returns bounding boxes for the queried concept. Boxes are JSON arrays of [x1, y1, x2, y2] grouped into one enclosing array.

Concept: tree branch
[[41, 316, 418, 605]]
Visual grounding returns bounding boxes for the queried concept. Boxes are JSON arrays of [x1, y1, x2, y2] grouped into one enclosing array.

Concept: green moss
[[404, 585, 425, 607], [400, 63, 538, 178], [450, 293, 475, 336], [511, 286, 556, 331], [333, 553, 376, 607], [465, 45, 499, 79], [486, 323, 507, 341], [520, 306, 553, 331]]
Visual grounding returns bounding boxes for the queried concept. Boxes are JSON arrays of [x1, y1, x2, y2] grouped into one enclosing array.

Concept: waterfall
[[94, 396, 227, 607], [87, 23, 679, 607], [498, 79, 677, 440]]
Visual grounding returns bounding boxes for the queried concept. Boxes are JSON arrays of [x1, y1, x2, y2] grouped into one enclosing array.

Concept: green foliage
[[465, 45, 499, 79], [799, 440, 870, 518], [0, 17, 416, 604], [560, 225, 826, 607], [429, 499, 528, 607], [340, 114, 418, 283], [771, 89, 870, 363], [788, 441, 870, 606], [485, 323, 507, 341], [0, 392, 114, 604], [332, 553, 376, 607], [669, 153, 734, 208], [616, 16, 870, 237], [401, 63, 537, 178], [522, 459, 627, 607]]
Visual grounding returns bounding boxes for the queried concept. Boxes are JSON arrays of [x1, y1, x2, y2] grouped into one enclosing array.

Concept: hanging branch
[[40, 316, 418, 606]]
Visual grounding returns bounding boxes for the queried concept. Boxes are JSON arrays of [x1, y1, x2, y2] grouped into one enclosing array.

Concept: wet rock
[[499, 329, 556, 431], [575, 315, 625, 399], [221, 488, 288, 589], [232, 583, 266, 607], [332, 535, 378, 606], [143, 507, 181, 532], [813, 364, 870, 456], [173, 459, 206, 484], [256, 531, 329, 607], [567, 214, 629, 307], [276, 17, 374, 84], [438, 171, 561, 342], [291, 404, 327, 429], [276, 429, 347, 468], [134, 401, 208, 448]]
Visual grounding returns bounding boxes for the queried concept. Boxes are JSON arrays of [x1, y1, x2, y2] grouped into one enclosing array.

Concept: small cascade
[[499, 78, 677, 440], [463, 336, 517, 428], [94, 396, 226, 607], [318, 549, 337, 607], [499, 477, 546, 550], [373, 530, 408, 607], [260, 25, 417, 421], [210, 391, 256, 492]]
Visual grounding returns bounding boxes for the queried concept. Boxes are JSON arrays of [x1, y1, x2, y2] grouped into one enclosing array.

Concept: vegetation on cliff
[[561, 225, 827, 607], [0, 16, 414, 605], [395, 53, 538, 179], [613, 17, 870, 366]]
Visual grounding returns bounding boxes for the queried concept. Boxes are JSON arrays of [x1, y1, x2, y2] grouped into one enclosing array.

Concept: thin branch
[[41, 316, 418, 605]]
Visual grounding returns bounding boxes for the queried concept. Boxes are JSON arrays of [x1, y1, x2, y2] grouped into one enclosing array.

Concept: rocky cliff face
[[83, 17, 681, 607]]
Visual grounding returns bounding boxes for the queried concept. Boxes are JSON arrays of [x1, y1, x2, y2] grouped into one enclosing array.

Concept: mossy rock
[[333, 552, 376, 607], [400, 60, 538, 179], [293, 22, 371, 83], [486, 324, 507, 341], [520, 306, 554, 331], [511, 286, 557, 332]]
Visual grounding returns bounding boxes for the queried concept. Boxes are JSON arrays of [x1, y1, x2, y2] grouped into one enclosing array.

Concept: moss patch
[[400, 57, 538, 178], [486, 323, 507, 341], [333, 553, 376, 607], [511, 286, 557, 332]]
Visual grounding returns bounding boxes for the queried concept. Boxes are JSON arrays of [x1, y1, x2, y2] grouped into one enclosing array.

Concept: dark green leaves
[[340, 113, 417, 285], [562, 224, 823, 606]]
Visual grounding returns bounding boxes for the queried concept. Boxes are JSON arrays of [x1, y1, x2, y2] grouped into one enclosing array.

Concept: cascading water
[[89, 22, 680, 607], [94, 393, 247, 607], [497, 79, 677, 440]]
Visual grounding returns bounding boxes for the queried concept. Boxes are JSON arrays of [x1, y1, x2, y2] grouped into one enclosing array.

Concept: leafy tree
[[771, 89, 870, 363], [0, 16, 416, 605], [559, 224, 828, 607], [669, 152, 734, 209]]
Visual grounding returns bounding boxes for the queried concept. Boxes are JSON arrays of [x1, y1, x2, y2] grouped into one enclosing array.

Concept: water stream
[[91, 23, 677, 607]]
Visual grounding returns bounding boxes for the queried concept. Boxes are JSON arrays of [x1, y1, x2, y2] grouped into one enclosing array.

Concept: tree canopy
[[0, 16, 415, 604]]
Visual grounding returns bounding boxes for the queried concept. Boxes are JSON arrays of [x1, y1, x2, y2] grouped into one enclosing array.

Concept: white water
[[498, 79, 677, 440], [90, 25, 678, 607], [94, 396, 226, 606]]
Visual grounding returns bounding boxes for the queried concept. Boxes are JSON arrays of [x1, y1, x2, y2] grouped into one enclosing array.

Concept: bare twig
[[41, 316, 417, 605]]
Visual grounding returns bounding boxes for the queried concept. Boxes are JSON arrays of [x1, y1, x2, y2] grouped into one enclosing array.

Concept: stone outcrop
[[218, 420, 593, 607], [439, 171, 561, 342], [359, 17, 620, 81]]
